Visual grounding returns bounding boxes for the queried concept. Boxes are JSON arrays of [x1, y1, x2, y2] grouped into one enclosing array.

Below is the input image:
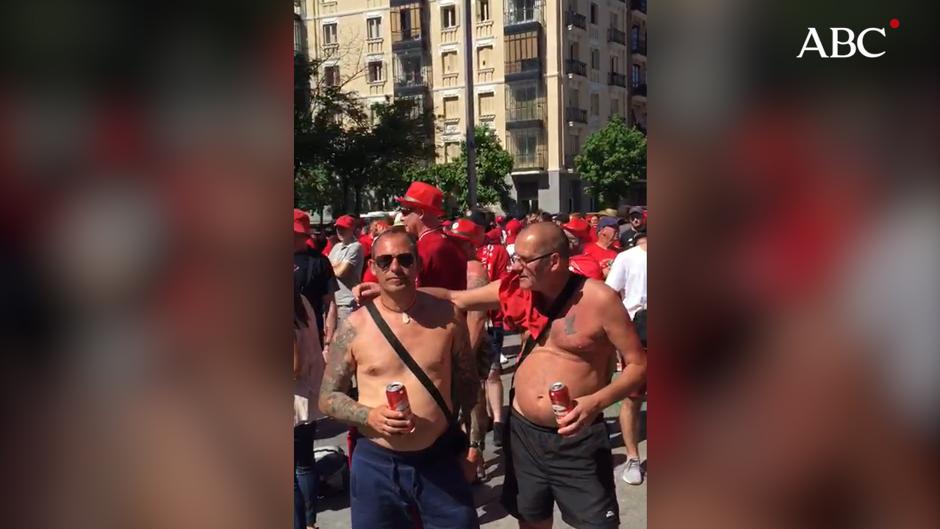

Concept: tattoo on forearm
[[318, 322, 370, 428], [451, 318, 480, 415], [468, 270, 488, 290], [564, 313, 576, 335]]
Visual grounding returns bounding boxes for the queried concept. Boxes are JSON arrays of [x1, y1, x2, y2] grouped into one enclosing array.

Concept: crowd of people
[[293, 181, 648, 529]]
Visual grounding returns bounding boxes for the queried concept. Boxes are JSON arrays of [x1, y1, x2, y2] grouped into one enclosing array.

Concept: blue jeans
[[294, 422, 318, 529], [350, 436, 479, 529]]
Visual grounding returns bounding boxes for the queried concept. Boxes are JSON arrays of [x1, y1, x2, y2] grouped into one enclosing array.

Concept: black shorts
[[500, 408, 619, 529]]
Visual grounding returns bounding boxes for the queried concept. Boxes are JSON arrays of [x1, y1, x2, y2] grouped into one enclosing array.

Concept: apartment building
[[296, 0, 648, 213]]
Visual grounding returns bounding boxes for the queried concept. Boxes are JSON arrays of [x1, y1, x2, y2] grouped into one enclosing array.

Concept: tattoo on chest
[[564, 313, 576, 335]]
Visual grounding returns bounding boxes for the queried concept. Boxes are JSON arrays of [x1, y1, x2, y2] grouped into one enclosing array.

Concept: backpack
[[313, 446, 349, 496]]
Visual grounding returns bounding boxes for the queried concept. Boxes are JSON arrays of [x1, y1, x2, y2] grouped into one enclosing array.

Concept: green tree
[[575, 117, 646, 208], [423, 126, 514, 214]]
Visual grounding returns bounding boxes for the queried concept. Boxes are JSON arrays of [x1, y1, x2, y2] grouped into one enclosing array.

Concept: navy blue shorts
[[350, 435, 479, 529]]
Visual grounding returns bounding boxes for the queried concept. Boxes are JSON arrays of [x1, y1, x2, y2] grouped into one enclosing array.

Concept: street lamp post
[[463, 0, 477, 208]]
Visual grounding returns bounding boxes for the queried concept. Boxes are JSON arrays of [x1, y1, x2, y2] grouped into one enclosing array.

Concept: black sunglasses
[[373, 253, 416, 270]]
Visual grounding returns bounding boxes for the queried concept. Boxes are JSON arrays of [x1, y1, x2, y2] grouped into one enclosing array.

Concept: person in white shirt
[[605, 232, 647, 485]]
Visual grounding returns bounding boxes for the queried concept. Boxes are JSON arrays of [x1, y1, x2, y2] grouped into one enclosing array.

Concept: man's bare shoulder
[[342, 308, 369, 341], [415, 290, 460, 323], [581, 278, 623, 307]]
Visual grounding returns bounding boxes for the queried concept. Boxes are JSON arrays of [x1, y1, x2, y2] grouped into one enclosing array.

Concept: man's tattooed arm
[[318, 321, 371, 428], [466, 261, 489, 352], [451, 313, 480, 416]]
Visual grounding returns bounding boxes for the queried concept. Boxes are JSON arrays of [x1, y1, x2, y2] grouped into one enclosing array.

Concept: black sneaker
[[492, 422, 505, 447]]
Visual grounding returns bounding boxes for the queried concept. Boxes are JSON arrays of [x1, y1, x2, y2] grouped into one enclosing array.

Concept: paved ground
[[313, 333, 647, 529]]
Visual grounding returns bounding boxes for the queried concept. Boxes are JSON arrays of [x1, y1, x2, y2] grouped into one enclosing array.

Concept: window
[[442, 5, 458, 29], [323, 23, 337, 44], [324, 65, 339, 86], [631, 64, 640, 86], [444, 96, 459, 120], [478, 92, 495, 117], [477, 0, 491, 22], [509, 82, 537, 106], [505, 31, 539, 70], [569, 88, 580, 107], [611, 97, 620, 116], [294, 0, 306, 18], [610, 55, 619, 73], [442, 51, 458, 74], [367, 17, 382, 39], [368, 61, 383, 82], [590, 93, 599, 116], [568, 42, 579, 60], [611, 12, 619, 30], [632, 25, 640, 48], [477, 46, 493, 69], [444, 142, 461, 162], [590, 3, 597, 24], [591, 48, 600, 70]]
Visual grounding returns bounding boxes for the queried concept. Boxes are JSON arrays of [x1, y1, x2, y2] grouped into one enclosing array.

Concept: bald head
[[517, 221, 571, 259]]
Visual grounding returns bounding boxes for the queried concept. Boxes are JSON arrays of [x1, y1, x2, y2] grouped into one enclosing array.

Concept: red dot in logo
[[889, 18, 900, 29]]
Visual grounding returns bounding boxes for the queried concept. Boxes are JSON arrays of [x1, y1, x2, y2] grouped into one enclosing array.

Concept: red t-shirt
[[359, 234, 373, 260], [322, 239, 334, 257], [362, 266, 378, 284], [568, 254, 605, 280], [582, 243, 618, 272], [417, 227, 468, 290], [477, 243, 511, 326]]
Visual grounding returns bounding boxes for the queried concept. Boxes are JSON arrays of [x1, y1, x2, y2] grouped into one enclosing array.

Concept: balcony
[[504, 1, 544, 34], [630, 0, 647, 14], [505, 57, 542, 81], [513, 149, 546, 171], [565, 10, 586, 30], [394, 66, 431, 96], [506, 101, 545, 129], [565, 106, 587, 123], [565, 58, 587, 77], [631, 41, 647, 56], [609, 72, 626, 87], [392, 29, 424, 51], [631, 83, 647, 97], [608, 27, 626, 45]]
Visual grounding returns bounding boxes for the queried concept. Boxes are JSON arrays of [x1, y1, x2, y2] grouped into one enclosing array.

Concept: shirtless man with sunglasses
[[319, 230, 481, 529], [356, 222, 646, 529]]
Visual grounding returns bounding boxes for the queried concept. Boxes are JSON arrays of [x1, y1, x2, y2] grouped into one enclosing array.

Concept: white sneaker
[[499, 354, 509, 364], [622, 458, 643, 485]]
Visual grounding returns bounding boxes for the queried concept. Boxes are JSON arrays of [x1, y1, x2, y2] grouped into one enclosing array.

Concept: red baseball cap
[[446, 218, 484, 246], [562, 218, 590, 240], [293, 209, 311, 234], [396, 181, 444, 216], [334, 215, 356, 230]]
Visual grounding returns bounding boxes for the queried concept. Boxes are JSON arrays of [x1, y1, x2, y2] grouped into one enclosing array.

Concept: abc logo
[[797, 19, 899, 59]]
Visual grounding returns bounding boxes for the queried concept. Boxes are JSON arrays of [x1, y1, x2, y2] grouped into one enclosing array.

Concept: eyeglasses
[[510, 251, 556, 267], [399, 206, 419, 216], [373, 253, 416, 270]]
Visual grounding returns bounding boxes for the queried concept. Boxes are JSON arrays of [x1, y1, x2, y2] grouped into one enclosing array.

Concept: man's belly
[[512, 348, 607, 427], [357, 388, 450, 452]]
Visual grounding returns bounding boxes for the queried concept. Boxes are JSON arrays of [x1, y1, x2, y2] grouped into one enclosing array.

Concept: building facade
[[295, 0, 647, 213]]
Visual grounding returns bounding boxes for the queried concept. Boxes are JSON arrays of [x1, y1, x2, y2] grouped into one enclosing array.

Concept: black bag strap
[[510, 273, 585, 397], [365, 303, 456, 425]]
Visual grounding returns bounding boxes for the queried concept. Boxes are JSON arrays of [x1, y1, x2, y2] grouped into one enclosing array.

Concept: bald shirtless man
[[357, 223, 646, 529], [319, 230, 480, 529]]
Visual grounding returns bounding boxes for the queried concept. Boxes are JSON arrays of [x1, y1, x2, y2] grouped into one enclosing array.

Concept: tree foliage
[[575, 117, 646, 208], [421, 126, 514, 214], [293, 53, 434, 215]]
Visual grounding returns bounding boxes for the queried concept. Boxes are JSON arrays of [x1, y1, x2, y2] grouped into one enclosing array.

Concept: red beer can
[[549, 382, 573, 418], [386, 382, 411, 414]]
